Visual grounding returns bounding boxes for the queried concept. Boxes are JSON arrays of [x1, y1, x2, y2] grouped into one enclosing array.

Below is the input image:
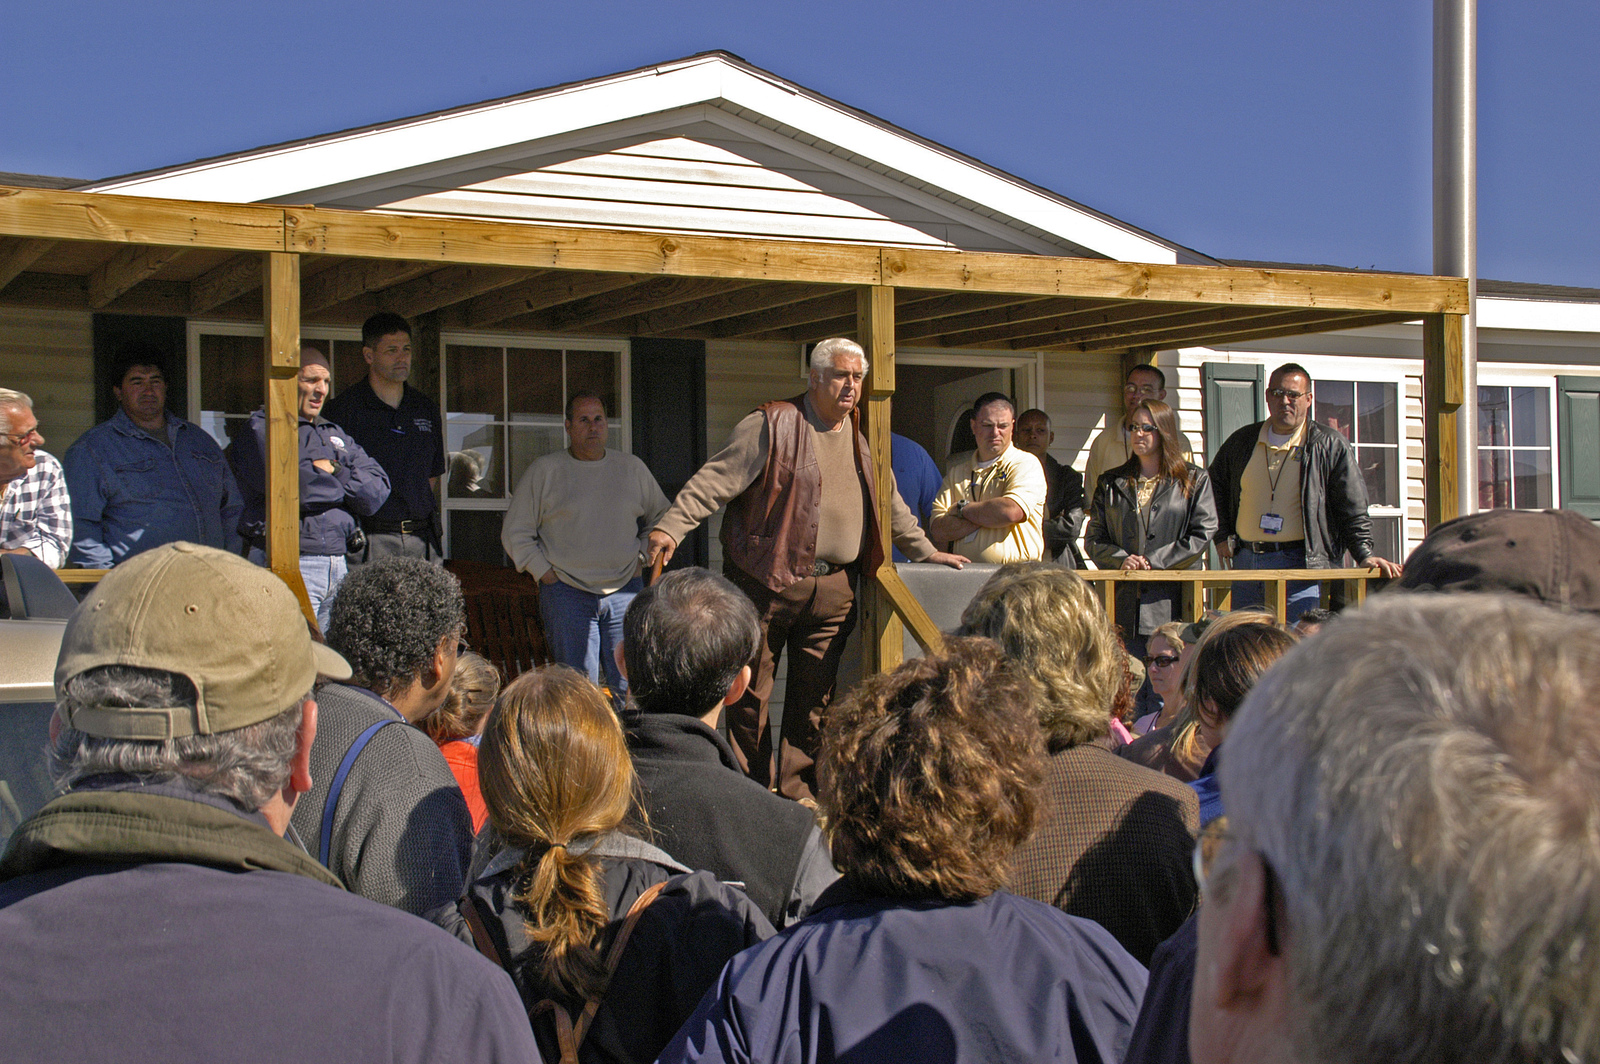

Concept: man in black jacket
[[619, 567, 837, 928], [1208, 363, 1401, 621]]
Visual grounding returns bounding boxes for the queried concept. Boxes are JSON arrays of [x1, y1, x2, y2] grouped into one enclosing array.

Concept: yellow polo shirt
[[1236, 420, 1307, 543], [931, 444, 1046, 563]]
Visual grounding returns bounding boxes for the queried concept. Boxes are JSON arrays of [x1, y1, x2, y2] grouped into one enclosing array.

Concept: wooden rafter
[[378, 264, 528, 319], [526, 276, 762, 333], [88, 244, 188, 308], [792, 291, 1058, 345], [711, 291, 857, 338], [460, 271, 645, 328], [1048, 309, 1411, 354], [895, 295, 1114, 345], [300, 257, 439, 315], [995, 302, 1315, 351], [629, 281, 839, 335], [189, 253, 262, 313], [0, 237, 54, 291]]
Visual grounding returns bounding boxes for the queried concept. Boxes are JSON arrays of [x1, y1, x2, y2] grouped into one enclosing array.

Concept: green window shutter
[[1202, 362, 1265, 458], [1558, 376, 1600, 519]]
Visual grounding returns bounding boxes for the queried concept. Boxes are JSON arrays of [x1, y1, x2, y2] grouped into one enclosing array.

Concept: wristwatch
[[955, 499, 968, 518]]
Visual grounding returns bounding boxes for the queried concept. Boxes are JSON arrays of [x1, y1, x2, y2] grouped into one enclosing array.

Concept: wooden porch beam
[[905, 298, 1159, 347], [1007, 304, 1337, 352], [189, 253, 262, 313], [379, 264, 528, 319], [88, 244, 187, 308], [859, 285, 901, 674], [883, 249, 1469, 315], [628, 281, 839, 335], [300, 257, 439, 315], [0, 186, 286, 251], [462, 270, 644, 328], [0, 238, 54, 291], [1423, 312, 1465, 526], [261, 251, 316, 628]]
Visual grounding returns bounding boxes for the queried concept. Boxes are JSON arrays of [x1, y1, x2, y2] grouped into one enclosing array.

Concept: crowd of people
[[5, 324, 1600, 1062]]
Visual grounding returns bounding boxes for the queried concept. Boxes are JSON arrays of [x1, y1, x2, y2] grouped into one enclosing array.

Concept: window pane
[[508, 349, 564, 418], [447, 345, 503, 416], [1369, 516, 1400, 563], [507, 422, 566, 490], [1356, 446, 1398, 507], [1477, 386, 1509, 447], [1511, 387, 1550, 447], [1477, 450, 1511, 510], [198, 333, 261, 417], [1315, 380, 1355, 442], [1356, 381, 1397, 445], [567, 349, 620, 417], [446, 416, 504, 498], [445, 509, 509, 566], [1513, 449, 1553, 509], [331, 339, 367, 396]]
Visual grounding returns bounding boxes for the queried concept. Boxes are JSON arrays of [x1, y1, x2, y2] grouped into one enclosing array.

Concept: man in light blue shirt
[[64, 347, 242, 568]]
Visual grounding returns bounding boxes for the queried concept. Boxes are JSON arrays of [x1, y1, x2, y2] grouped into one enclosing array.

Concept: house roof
[[80, 52, 1204, 266]]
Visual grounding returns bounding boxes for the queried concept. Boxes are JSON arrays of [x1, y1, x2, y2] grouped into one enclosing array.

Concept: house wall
[[1, 307, 95, 454]]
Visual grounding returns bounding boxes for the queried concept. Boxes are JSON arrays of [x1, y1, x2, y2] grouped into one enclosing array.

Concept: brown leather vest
[[721, 395, 886, 592]]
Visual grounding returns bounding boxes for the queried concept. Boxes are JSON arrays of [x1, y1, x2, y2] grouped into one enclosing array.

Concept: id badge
[[1259, 513, 1285, 535]]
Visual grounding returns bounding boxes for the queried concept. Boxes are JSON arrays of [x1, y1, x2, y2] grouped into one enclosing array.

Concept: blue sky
[[3, 0, 1595, 286]]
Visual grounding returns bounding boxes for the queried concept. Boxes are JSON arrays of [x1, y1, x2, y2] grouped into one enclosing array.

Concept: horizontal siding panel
[[466, 170, 892, 220], [375, 189, 958, 246], [1, 307, 95, 452]]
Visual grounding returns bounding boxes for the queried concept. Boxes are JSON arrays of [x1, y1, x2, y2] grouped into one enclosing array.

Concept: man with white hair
[[0, 543, 539, 1062], [1190, 592, 1600, 1064], [0, 387, 70, 568], [647, 337, 966, 801]]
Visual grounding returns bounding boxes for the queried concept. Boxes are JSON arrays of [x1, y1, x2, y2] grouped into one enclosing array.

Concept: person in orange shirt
[[420, 650, 501, 833]]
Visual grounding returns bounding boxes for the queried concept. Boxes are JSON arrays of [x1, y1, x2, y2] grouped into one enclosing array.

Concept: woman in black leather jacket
[[1086, 399, 1218, 659]]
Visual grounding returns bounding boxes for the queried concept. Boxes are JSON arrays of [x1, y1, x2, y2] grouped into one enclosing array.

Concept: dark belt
[[362, 518, 432, 535], [809, 560, 852, 578], [1236, 538, 1305, 554]]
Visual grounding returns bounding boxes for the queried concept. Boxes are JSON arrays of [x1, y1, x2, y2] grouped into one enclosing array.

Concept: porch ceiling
[[0, 186, 1464, 352]]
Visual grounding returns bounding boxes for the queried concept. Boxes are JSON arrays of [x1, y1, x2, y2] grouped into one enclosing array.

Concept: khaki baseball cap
[[56, 542, 351, 739]]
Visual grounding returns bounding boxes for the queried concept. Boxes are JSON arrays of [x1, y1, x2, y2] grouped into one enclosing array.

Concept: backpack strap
[[533, 878, 672, 1064], [318, 718, 400, 868], [460, 895, 508, 967]]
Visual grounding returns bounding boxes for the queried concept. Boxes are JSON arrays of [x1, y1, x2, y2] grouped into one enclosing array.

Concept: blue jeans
[[1230, 544, 1320, 622], [248, 549, 348, 631], [538, 575, 641, 711]]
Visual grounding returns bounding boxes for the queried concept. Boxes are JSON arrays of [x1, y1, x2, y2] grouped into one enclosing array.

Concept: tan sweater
[[656, 398, 936, 562]]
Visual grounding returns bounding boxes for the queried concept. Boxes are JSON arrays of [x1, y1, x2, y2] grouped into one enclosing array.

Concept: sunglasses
[[1146, 653, 1181, 669]]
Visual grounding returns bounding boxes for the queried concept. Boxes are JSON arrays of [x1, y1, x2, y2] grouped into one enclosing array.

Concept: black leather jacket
[[1086, 462, 1218, 572], [1208, 419, 1375, 568]]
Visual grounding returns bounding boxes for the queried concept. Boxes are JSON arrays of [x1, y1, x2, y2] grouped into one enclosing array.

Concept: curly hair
[[955, 561, 1122, 750], [325, 557, 464, 699], [819, 637, 1043, 901], [477, 666, 636, 1002], [421, 650, 501, 743]]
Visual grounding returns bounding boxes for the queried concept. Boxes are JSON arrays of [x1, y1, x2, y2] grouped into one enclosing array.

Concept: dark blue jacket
[[229, 409, 390, 555], [659, 879, 1147, 1064]]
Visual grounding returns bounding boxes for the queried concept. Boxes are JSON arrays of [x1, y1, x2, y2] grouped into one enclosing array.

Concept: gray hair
[[1222, 593, 1600, 1064], [51, 665, 306, 812], [0, 388, 32, 435], [809, 338, 869, 377]]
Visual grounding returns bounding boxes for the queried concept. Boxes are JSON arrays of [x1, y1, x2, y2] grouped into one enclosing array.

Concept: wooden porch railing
[[870, 564, 1388, 671]]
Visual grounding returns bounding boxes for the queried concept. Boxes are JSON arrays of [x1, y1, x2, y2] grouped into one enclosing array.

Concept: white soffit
[[1478, 296, 1600, 334], [82, 55, 1178, 264]]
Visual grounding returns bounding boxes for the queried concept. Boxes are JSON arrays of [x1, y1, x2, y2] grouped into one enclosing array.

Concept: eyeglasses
[[1129, 423, 1159, 435], [1146, 653, 1180, 669], [1267, 388, 1308, 401], [1123, 383, 1160, 396], [1194, 820, 1282, 956], [2, 428, 41, 445]]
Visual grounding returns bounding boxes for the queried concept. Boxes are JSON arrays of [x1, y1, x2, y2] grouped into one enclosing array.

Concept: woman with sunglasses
[[1086, 399, 1217, 660]]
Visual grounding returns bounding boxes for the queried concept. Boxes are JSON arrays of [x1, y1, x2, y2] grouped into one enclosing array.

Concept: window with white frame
[[1314, 379, 1403, 561], [441, 337, 628, 565], [189, 324, 363, 450], [1476, 383, 1554, 510]]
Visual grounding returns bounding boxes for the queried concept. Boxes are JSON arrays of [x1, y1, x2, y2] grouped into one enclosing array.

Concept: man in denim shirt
[[64, 348, 243, 568]]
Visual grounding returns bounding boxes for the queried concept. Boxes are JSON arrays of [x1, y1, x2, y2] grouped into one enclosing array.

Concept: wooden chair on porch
[[443, 559, 550, 680]]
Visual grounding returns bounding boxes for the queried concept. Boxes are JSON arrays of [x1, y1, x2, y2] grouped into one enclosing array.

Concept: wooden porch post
[[859, 285, 902, 674], [263, 251, 316, 626], [1423, 312, 1465, 527]]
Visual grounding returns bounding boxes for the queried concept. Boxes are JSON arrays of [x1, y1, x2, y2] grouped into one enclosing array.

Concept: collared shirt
[[0, 449, 71, 568], [322, 379, 445, 523], [62, 410, 243, 568], [930, 443, 1047, 563], [1235, 419, 1308, 542]]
